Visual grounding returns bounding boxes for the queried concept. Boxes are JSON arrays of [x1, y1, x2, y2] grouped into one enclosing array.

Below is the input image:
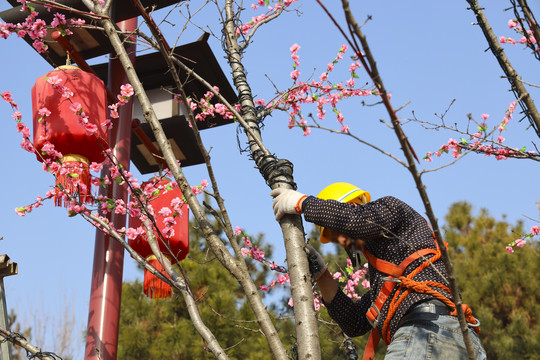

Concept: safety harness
[[359, 238, 480, 360]]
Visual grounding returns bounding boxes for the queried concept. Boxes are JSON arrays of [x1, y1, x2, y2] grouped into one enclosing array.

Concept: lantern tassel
[[55, 154, 93, 207], [144, 255, 172, 299]]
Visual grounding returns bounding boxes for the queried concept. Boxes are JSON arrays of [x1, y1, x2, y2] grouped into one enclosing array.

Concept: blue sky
[[1, 0, 539, 356]]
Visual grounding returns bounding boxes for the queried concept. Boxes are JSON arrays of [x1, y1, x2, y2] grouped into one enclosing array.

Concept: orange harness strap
[[361, 241, 480, 360], [361, 247, 438, 360]]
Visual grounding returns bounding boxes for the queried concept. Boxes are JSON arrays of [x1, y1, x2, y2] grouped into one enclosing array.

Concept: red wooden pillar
[[85, 18, 137, 360]]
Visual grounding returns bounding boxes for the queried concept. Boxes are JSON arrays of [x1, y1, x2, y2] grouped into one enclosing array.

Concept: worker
[[271, 183, 486, 359]]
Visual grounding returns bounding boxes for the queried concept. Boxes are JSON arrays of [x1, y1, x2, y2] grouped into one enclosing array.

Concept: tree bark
[[221, 2, 322, 359]]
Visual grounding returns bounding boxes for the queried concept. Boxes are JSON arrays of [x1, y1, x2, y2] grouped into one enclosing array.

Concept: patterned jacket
[[302, 195, 452, 340]]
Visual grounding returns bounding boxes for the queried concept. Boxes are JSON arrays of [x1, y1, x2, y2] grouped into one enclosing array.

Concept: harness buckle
[[382, 276, 401, 283], [468, 317, 481, 327], [367, 303, 381, 328]]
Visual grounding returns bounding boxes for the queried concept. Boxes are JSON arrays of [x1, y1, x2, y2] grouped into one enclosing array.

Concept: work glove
[[305, 245, 328, 282], [270, 188, 307, 221]]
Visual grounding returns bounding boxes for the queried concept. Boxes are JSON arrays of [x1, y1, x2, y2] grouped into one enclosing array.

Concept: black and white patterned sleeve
[[324, 289, 372, 337], [303, 196, 409, 241]]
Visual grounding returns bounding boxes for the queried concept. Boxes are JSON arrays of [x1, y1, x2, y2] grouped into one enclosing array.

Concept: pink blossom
[[32, 39, 47, 53], [16, 122, 29, 138], [126, 227, 140, 241], [515, 239, 526, 247], [530, 226, 540, 235], [120, 84, 134, 97], [506, 246, 514, 254], [234, 226, 242, 235], [60, 87, 73, 98], [37, 108, 50, 119], [341, 124, 349, 133], [499, 36, 507, 44], [290, 43, 300, 53], [20, 139, 34, 153], [240, 247, 250, 257], [362, 279, 370, 289], [508, 19, 518, 29], [51, 13, 66, 28], [290, 69, 300, 81], [85, 123, 98, 135], [70, 18, 86, 26], [314, 296, 321, 311], [277, 274, 290, 285], [250, 246, 265, 261], [158, 207, 172, 217], [243, 237, 252, 247], [162, 227, 175, 238], [90, 162, 103, 172], [70, 102, 82, 113], [260, 285, 269, 292], [102, 118, 113, 130], [114, 199, 127, 215], [288, 297, 294, 307]]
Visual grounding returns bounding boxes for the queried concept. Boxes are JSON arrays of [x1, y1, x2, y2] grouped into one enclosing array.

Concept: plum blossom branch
[[506, 224, 540, 253], [236, 0, 298, 51], [423, 102, 540, 163]]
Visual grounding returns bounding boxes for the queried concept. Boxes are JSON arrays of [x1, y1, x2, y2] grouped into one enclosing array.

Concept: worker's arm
[[316, 269, 339, 302]]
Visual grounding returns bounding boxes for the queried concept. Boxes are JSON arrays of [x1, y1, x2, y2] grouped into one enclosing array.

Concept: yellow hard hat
[[316, 182, 370, 244]]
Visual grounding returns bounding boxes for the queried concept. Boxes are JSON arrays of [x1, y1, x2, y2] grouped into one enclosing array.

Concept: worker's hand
[[305, 245, 328, 282], [270, 188, 307, 221]]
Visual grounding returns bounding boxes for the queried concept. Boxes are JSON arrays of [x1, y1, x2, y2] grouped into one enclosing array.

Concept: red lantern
[[31, 65, 109, 206], [128, 179, 190, 298]]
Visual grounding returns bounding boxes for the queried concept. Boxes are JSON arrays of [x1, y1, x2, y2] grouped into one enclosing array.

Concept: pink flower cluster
[[1, 91, 18, 110], [424, 102, 535, 162], [0, 4, 89, 54], [238, 0, 299, 36], [265, 43, 384, 136], [0, 9, 48, 53], [332, 259, 370, 300], [175, 89, 238, 124], [499, 18, 538, 52], [506, 225, 539, 253], [108, 83, 134, 126], [14, 195, 46, 216]]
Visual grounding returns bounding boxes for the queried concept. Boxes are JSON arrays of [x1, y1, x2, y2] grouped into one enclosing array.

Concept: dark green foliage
[[444, 201, 540, 359]]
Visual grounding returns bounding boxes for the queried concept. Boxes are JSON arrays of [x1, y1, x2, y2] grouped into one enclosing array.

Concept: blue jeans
[[385, 315, 486, 359]]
